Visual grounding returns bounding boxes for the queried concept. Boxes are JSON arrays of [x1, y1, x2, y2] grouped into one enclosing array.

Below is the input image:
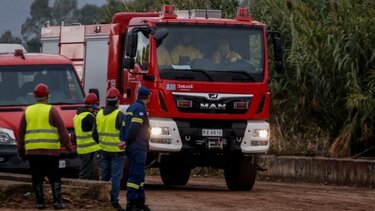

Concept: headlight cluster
[[0, 128, 16, 145], [253, 129, 269, 138], [151, 127, 170, 136]]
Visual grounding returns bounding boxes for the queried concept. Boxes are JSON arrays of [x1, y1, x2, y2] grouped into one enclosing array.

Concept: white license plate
[[202, 129, 223, 137], [58, 160, 66, 168]]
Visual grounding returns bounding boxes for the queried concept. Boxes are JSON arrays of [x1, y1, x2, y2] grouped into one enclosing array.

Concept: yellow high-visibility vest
[[73, 112, 101, 155], [25, 103, 60, 150], [96, 109, 124, 152]]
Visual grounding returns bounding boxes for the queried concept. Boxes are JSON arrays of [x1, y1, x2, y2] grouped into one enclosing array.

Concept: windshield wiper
[[228, 71, 255, 82], [160, 68, 212, 81], [208, 70, 256, 82], [190, 69, 213, 81], [175, 75, 195, 80]]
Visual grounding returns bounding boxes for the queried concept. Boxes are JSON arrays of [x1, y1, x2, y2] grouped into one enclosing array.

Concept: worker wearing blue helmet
[[119, 86, 151, 211]]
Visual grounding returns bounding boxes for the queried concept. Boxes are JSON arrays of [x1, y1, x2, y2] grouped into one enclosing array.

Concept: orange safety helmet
[[34, 83, 49, 98], [84, 93, 98, 105], [106, 87, 120, 101]]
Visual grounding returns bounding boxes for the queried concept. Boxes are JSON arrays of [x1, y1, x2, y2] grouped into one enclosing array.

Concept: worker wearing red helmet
[[92, 87, 126, 211], [17, 83, 71, 210], [73, 92, 101, 180], [120, 87, 152, 211]]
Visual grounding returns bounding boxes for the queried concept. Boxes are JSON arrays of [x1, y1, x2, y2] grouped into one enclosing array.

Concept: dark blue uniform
[[120, 99, 150, 204]]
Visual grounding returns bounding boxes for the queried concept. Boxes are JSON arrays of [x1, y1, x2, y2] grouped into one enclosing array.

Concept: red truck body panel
[[0, 49, 84, 170]]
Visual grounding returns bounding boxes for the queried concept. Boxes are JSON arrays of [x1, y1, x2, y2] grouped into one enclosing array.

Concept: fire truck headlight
[[151, 127, 170, 136], [0, 128, 16, 145], [253, 129, 269, 138]]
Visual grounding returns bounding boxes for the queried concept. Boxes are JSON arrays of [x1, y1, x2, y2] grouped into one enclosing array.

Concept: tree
[[0, 31, 22, 44], [98, 0, 127, 23], [51, 0, 78, 25], [76, 4, 100, 24], [21, 0, 51, 51]]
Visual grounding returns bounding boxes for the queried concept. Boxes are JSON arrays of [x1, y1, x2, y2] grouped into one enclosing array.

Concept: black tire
[[159, 156, 191, 186], [224, 155, 257, 191]]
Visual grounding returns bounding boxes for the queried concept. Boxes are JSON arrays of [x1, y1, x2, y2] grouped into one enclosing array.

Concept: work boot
[[33, 183, 46, 210], [111, 202, 125, 211], [126, 200, 139, 211], [51, 182, 65, 210], [136, 198, 151, 211]]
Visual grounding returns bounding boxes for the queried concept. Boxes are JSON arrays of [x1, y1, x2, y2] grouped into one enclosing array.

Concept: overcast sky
[[0, 0, 106, 38]]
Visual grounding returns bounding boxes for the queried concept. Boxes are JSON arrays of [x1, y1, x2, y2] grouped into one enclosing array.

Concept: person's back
[[17, 83, 71, 210], [171, 34, 202, 65], [120, 87, 152, 211], [73, 93, 101, 180], [93, 87, 126, 211]]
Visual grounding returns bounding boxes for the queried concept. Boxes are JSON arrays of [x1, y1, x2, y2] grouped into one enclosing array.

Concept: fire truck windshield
[[0, 64, 84, 106], [157, 25, 264, 82]]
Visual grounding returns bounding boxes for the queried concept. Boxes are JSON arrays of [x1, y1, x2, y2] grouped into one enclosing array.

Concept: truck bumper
[[149, 118, 183, 152], [0, 147, 80, 172], [148, 118, 269, 154], [240, 120, 269, 153], [0, 145, 29, 170]]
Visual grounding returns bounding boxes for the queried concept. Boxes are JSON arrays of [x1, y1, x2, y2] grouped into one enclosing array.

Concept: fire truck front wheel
[[159, 156, 191, 186], [224, 154, 257, 191]]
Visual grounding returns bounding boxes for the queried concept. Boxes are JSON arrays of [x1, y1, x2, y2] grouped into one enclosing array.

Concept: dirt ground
[[1, 176, 375, 211]]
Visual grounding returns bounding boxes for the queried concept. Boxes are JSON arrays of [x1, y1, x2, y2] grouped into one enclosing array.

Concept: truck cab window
[[134, 31, 149, 70], [157, 25, 265, 82], [0, 65, 84, 106]]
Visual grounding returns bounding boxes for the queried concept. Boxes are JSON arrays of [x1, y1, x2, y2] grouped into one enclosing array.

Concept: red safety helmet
[[34, 83, 49, 98], [106, 87, 120, 100], [84, 93, 98, 105]]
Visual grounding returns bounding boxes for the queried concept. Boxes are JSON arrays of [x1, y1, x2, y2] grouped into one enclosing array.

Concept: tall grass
[[250, 0, 375, 157]]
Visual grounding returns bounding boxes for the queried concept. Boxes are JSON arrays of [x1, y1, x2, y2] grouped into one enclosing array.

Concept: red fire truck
[[0, 45, 85, 173], [41, 5, 284, 190]]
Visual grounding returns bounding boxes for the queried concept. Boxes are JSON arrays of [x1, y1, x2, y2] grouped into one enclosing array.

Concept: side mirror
[[123, 57, 135, 69], [125, 32, 138, 58], [154, 28, 169, 42], [154, 28, 169, 47], [269, 32, 284, 74]]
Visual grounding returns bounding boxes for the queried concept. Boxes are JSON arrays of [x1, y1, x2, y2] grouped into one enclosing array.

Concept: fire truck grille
[[173, 93, 252, 114]]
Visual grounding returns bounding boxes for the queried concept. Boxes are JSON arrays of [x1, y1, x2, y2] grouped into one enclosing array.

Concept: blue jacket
[[120, 100, 150, 150]]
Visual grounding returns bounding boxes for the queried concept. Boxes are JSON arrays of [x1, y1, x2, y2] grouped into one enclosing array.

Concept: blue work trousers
[[100, 152, 126, 205], [126, 145, 147, 202]]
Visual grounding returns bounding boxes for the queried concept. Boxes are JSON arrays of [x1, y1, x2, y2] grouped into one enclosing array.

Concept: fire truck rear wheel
[[224, 154, 257, 191], [159, 156, 191, 186]]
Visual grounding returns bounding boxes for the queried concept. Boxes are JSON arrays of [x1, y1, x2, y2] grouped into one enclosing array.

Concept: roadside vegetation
[[1, 0, 373, 158], [250, 0, 375, 157]]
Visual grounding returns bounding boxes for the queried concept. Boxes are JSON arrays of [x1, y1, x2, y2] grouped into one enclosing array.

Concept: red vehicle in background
[[41, 5, 284, 190], [0, 45, 85, 173]]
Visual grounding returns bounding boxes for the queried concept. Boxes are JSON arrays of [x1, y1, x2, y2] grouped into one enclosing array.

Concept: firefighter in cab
[[171, 33, 202, 65], [120, 87, 152, 211], [92, 87, 126, 211], [212, 38, 242, 64], [17, 83, 71, 210], [73, 93, 101, 180]]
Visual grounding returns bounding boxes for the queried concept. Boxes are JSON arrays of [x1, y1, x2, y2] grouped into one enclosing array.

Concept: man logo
[[208, 94, 219, 99], [200, 103, 226, 110]]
